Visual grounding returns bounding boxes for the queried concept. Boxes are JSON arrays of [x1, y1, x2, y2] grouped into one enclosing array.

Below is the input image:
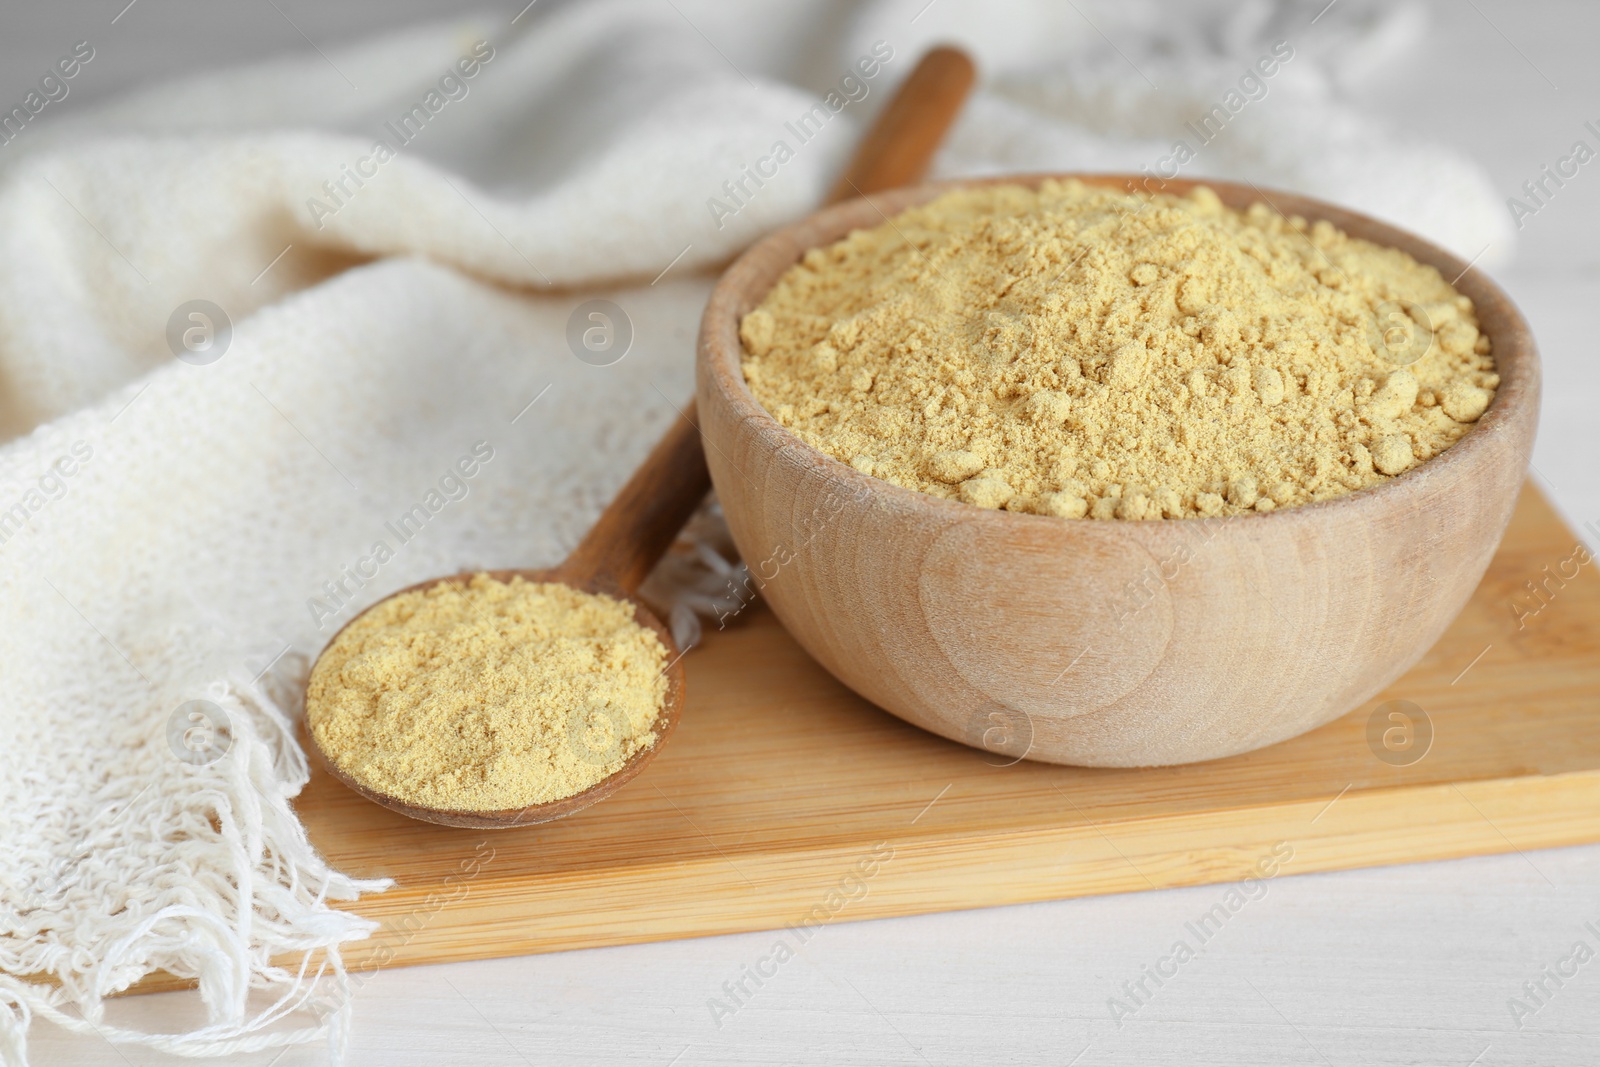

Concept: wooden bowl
[[694, 174, 1539, 767]]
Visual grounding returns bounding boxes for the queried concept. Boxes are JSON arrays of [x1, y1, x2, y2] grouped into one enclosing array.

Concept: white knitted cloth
[[0, 1, 1509, 1062]]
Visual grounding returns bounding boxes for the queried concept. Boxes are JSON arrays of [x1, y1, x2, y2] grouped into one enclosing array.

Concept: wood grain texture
[[125, 481, 1600, 993], [697, 174, 1542, 766]]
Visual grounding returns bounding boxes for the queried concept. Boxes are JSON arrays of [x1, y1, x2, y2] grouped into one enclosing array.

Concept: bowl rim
[[698, 173, 1540, 538]]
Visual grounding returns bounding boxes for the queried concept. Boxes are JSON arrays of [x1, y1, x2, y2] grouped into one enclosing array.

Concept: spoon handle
[[560, 402, 712, 594], [825, 45, 977, 205], [561, 46, 978, 596]]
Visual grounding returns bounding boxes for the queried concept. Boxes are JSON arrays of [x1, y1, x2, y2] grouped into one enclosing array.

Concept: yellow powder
[[307, 574, 668, 812], [739, 180, 1498, 518]]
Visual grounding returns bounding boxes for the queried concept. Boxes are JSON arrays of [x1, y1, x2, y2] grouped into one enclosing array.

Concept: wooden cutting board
[[132, 481, 1600, 992]]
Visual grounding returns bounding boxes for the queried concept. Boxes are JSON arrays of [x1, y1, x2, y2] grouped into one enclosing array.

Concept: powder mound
[[739, 180, 1499, 518], [307, 574, 668, 812]]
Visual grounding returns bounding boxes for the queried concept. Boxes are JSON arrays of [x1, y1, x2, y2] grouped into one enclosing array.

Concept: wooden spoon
[[306, 45, 978, 829], [309, 417, 707, 828]]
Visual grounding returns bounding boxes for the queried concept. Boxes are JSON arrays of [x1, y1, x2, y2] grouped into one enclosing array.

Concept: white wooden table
[[19, 1, 1600, 1063]]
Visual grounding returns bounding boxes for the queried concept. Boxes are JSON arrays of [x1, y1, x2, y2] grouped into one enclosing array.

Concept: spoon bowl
[[306, 567, 685, 829]]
